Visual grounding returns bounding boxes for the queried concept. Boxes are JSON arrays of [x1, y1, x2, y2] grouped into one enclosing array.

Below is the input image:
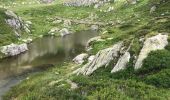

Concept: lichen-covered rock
[[73, 53, 88, 64], [76, 42, 123, 75], [135, 34, 168, 69], [111, 52, 130, 73], [0, 43, 28, 56]]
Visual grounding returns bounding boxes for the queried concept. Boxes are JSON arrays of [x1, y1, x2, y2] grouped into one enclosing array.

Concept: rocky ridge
[[74, 34, 169, 75]]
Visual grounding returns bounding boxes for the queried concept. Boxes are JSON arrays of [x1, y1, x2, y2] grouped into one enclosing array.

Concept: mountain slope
[[2, 0, 170, 99]]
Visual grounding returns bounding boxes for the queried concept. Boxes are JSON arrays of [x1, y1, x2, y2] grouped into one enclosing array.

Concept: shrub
[[137, 50, 170, 75], [145, 69, 170, 88]]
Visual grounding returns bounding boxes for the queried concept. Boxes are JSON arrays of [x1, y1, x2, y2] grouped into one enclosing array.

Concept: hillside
[[0, 0, 170, 100]]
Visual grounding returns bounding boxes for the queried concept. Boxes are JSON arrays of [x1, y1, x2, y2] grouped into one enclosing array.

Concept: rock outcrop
[[76, 42, 123, 75], [74, 33, 169, 76], [73, 53, 88, 64], [0, 43, 28, 56], [135, 34, 168, 69], [111, 52, 130, 73], [5, 10, 31, 36], [88, 55, 95, 62]]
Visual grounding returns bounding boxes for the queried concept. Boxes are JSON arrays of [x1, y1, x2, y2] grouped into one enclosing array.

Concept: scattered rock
[[48, 27, 59, 35], [73, 53, 88, 64], [76, 42, 123, 75], [111, 52, 130, 73], [126, 0, 137, 4], [64, 0, 110, 7], [40, 0, 54, 3], [25, 21, 32, 25], [64, 20, 71, 27], [21, 38, 33, 43], [52, 19, 62, 24], [135, 34, 168, 69], [66, 79, 78, 89], [49, 79, 63, 86], [59, 28, 71, 37], [86, 36, 101, 49], [150, 5, 156, 14], [0, 43, 28, 56], [107, 6, 114, 12], [91, 25, 99, 30]]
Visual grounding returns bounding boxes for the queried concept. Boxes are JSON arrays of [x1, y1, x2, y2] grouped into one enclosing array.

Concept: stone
[[21, 38, 33, 43], [64, 0, 110, 7], [107, 6, 114, 12], [73, 53, 88, 64], [135, 34, 168, 69], [53, 20, 62, 24], [76, 42, 123, 75], [59, 28, 71, 37], [40, 0, 54, 3], [5, 10, 18, 19], [111, 52, 130, 73], [126, 0, 137, 4], [86, 36, 101, 49], [64, 20, 71, 27], [25, 21, 32, 25], [66, 79, 78, 89], [91, 25, 99, 30], [88, 55, 95, 62], [150, 6, 156, 14], [48, 27, 59, 34], [0, 43, 28, 56]]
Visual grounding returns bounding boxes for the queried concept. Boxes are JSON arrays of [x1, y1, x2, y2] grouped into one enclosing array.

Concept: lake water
[[0, 30, 98, 99]]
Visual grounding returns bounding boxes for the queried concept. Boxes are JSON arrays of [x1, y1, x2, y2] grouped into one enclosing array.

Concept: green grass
[[1, 0, 170, 99], [0, 8, 18, 46]]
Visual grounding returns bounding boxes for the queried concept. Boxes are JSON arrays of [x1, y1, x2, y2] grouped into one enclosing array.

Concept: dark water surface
[[0, 30, 98, 99]]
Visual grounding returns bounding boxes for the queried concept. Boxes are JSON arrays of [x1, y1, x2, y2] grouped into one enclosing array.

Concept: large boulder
[[76, 42, 123, 75], [0, 43, 28, 56], [73, 53, 89, 64], [135, 34, 168, 69]]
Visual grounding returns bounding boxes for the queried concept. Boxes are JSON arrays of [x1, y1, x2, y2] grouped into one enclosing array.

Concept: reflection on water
[[0, 30, 98, 98]]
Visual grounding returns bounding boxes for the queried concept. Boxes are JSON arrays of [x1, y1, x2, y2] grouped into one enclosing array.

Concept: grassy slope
[[2, 0, 170, 99], [0, 8, 17, 46]]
